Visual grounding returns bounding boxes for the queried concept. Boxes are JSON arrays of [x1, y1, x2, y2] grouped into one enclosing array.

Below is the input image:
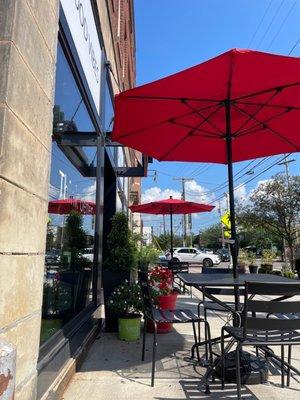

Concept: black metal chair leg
[[192, 321, 200, 362], [204, 308, 208, 361], [151, 323, 157, 387], [197, 302, 202, 343], [281, 345, 285, 388], [286, 345, 292, 387], [221, 328, 225, 389], [142, 318, 147, 361], [235, 344, 242, 400], [206, 321, 214, 382]]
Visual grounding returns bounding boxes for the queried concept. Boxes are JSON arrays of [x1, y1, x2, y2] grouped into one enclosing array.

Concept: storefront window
[[40, 42, 97, 344]]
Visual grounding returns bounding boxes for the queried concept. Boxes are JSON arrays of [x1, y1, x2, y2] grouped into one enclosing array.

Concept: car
[[216, 248, 230, 262], [81, 247, 94, 262], [165, 247, 220, 267], [45, 250, 61, 265]]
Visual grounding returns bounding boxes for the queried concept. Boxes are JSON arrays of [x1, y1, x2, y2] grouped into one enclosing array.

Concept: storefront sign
[[61, 0, 102, 113]]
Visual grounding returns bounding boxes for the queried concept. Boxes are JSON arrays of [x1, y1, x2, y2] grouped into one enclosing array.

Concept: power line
[[248, 0, 273, 47], [256, 0, 285, 49], [212, 153, 292, 205], [267, 0, 298, 50]]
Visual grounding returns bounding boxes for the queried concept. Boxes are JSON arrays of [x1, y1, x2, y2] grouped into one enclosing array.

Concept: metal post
[[225, 100, 240, 321], [218, 200, 225, 248], [92, 52, 106, 305], [170, 208, 174, 259]]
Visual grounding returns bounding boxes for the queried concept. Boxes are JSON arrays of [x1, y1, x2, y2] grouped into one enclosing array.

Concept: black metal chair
[[167, 260, 190, 294], [138, 269, 212, 387], [220, 281, 300, 399], [196, 267, 243, 355]]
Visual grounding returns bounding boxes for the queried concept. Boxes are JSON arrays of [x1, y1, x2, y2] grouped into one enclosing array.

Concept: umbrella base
[[214, 350, 268, 385]]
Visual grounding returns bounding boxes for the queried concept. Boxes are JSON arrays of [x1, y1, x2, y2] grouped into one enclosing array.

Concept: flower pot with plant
[[259, 249, 275, 273], [107, 281, 144, 341], [102, 212, 137, 332], [246, 251, 259, 274], [237, 249, 247, 274], [147, 266, 177, 333]]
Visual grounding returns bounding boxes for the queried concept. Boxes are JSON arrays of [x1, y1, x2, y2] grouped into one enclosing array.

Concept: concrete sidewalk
[[62, 292, 300, 400]]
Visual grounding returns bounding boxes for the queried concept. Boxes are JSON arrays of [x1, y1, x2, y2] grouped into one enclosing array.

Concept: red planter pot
[[147, 291, 178, 333]]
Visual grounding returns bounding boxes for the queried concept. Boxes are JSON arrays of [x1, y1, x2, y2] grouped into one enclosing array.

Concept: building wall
[[0, 1, 59, 399]]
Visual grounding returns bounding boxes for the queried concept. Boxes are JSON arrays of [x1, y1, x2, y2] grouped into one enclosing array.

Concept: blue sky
[[134, 0, 300, 235]]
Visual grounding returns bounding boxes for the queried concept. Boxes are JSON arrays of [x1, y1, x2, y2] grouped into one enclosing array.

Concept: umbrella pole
[[170, 210, 174, 259], [225, 100, 240, 322]]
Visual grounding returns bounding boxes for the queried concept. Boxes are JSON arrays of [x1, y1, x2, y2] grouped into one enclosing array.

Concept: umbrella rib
[[116, 103, 220, 140], [234, 108, 291, 138], [158, 106, 223, 161], [182, 100, 224, 134], [232, 104, 300, 151], [233, 81, 300, 102], [172, 120, 223, 138], [236, 100, 300, 111], [232, 90, 281, 136]]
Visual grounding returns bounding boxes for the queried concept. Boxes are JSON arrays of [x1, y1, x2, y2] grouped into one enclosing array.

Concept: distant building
[[143, 226, 153, 245]]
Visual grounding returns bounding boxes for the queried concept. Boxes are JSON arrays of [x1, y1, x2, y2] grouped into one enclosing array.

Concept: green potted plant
[[259, 249, 275, 273], [237, 249, 247, 274], [246, 251, 259, 274], [137, 245, 160, 269], [107, 281, 144, 341], [281, 263, 296, 279], [102, 212, 137, 331]]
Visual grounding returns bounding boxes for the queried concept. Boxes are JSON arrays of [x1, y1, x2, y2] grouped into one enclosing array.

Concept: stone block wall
[[0, 1, 59, 399]]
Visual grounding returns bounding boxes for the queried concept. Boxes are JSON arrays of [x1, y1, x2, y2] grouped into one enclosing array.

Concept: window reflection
[[40, 42, 96, 344]]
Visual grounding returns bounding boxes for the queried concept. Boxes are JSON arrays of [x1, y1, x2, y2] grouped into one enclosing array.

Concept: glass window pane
[[41, 42, 97, 345]]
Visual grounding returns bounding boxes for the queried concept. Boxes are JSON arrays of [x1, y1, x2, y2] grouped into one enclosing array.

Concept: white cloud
[[81, 181, 96, 202], [142, 187, 182, 203]]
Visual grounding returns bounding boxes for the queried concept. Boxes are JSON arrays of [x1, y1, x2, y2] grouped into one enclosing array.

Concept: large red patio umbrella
[[112, 48, 300, 283], [130, 196, 214, 257], [48, 198, 96, 215]]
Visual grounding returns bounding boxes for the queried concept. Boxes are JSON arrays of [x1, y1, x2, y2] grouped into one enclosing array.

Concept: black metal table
[[177, 272, 295, 288], [177, 272, 298, 392]]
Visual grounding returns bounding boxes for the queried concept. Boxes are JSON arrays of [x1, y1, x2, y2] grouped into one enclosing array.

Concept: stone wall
[[0, 1, 59, 399]]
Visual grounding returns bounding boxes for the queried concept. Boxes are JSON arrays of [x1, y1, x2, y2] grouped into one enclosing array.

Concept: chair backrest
[[202, 267, 231, 274], [243, 281, 300, 335], [138, 269, 155, 319], [201, 267, 241, 296], [168, 260, 189, 274]]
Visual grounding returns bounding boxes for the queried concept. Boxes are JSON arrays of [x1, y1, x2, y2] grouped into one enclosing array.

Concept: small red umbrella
[[112, 48, 300, 281], [48, 198, 96, 215], [130, 196, 214, 257]]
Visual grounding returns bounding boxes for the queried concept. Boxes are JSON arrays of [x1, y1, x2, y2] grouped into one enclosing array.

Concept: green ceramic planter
[[118, 316, 141, 341]]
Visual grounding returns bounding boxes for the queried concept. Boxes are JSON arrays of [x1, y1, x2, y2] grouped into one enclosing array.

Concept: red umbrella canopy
[[48, 199, 96, 215], [129, 197, 214, 215], [112, 49, 300, 163]]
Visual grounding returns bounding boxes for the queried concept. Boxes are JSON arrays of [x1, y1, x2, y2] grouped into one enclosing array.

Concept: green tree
[[198, 224, 222, 249], [153, 233, 182, 251], [238, 226, 282, 253], [238, 174, 300, 269], [64, 211, 87, 263], [103, 212, 137, 272]]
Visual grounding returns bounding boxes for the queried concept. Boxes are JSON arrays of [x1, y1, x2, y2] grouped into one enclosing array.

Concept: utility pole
[[163, 215, 166, 235], [278, 155, 296, 262], [173, 177, 193, 246], [278, 155, 295, 188]]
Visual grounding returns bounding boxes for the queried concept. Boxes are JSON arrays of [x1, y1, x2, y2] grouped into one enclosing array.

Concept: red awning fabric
[[129, 197, 214, 215], [48, 199, 96, 215], [112, 49, 300, 163]]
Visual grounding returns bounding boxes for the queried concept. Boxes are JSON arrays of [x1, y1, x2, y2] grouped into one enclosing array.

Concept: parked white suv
[[166, 247, 220, 268]]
